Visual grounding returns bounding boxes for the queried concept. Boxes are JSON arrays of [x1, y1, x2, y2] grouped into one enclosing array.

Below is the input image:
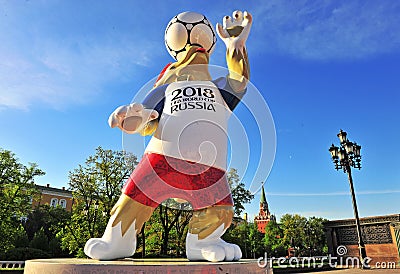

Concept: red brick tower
[[254, 184, 271, 233]]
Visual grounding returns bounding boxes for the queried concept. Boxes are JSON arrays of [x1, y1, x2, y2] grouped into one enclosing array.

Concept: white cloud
[[2, 1, 399, 110], [0, 31, 159, 110], [250, 0, 400, 60], [0, 0, 167, 111]]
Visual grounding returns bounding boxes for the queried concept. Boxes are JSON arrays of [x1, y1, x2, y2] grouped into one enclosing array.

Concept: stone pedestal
[[24, 258, 271, 274]]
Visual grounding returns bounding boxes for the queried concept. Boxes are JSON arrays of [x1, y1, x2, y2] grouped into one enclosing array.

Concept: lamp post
[[329, 130, 368, 268]]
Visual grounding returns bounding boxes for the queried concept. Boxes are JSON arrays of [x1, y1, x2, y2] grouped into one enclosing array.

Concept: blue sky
[[1, 0, 399, 221]]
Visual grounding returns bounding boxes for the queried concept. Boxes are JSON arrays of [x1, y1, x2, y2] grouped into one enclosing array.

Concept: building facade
[[32, 184, 74, 212], [254, 185, 271, 233], [324, 214, 400, 267]]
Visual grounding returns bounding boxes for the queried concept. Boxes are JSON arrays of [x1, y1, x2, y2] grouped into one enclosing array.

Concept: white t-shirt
[[145, 80, 232, 171]]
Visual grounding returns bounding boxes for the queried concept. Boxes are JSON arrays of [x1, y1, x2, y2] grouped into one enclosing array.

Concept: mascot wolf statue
[[84, 10, 252, 262]]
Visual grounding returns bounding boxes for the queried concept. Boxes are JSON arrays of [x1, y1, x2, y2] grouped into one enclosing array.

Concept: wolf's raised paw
[[216, 10, 252, 51]]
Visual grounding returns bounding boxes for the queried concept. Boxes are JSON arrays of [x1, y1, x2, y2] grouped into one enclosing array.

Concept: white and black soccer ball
[[165, 12, 217, 61]]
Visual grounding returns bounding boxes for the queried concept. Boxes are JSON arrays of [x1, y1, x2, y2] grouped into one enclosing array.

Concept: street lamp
[[329, 130, 367, 268]]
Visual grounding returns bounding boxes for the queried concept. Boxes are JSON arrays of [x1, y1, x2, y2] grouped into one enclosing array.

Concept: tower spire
[[254, 182, 271, 233], [260, 183, 267, 204]]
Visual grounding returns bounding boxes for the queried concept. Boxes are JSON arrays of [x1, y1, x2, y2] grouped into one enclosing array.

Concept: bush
[[13, 225, 29, 248], [48, 237, 68, 258], [0, 247, 50, 261], [29, 228, 48, 251]]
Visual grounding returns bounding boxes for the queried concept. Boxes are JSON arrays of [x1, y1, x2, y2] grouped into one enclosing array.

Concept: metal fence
[[0, 261, 25, 269]]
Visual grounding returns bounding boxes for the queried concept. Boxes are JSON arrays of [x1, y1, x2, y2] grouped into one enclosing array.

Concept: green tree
[[158, 199, 192, 256], [141, 209, 163, 256], [0, 148, 44, 252], [164, 203, 193, 257], [58, 147, 137, 257], [159, 202, 180, 256], [278, 214, 328, 257], [248, 222, 265, 258], [264, 217, 286, 257], [172, 206, 192, 257], [58, 207, 94, 258], [305, 216, 328, 256], [69, 147, 137, 219], [48, 237, 64, 257], [280, 214, 308, 255], [222, 221, 264, 259], [24, 207, 47, 241], [13, 224, 29, 248], [30, 228, 49, 251], [138, 203, 191, 258], [222, 221, 248, 256], [227, 168, 254, 217], [23, 205, 71, 257]]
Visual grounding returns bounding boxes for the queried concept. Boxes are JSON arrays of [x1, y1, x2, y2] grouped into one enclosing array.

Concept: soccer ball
[[165, 12, 217, 61]]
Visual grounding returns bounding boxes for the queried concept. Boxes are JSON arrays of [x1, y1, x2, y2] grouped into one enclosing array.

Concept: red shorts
[[123, 153, 233, 210]]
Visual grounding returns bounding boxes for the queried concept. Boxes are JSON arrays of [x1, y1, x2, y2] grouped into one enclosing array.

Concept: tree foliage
[[223, 221, 248, 257], [280, 214, 308, 253], [58, 205, 99, 258], [158, 201, 181, 256], [270, 214, 328, 257], [172, 205, 192, 257], [141, 209, 163, 256], [218, 215, 331, 259], [248, 222, 265, 258], [0, 148, 44, 252], [30, 228, 49, 251], [13, 224, 29, 248], [304, 216, 329, 256], [227, 168, 254, 217], [223, 221, 264, 259], [138, 199, 193, 257], [0, 146, 328, 260], [58, 147, 137, 257], [69, 147, 137, 218], [264, 217, 286, 257], [24, 205, 71, 241], [23, 205, 71, 257]]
